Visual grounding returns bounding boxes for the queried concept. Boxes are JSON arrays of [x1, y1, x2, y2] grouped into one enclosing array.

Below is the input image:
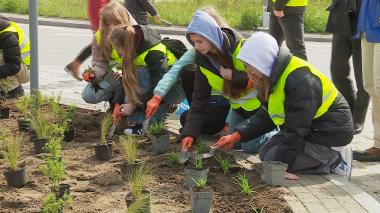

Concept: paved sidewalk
[[2, 12, 333, 42]]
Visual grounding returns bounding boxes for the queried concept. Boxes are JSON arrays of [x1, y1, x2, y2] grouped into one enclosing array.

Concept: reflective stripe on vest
[[96, 31, 176, 67], [271, 0, 308, 7], [268, 56, 338, 126], [199, 38, 261, 112], [0, 21, 30, 65]]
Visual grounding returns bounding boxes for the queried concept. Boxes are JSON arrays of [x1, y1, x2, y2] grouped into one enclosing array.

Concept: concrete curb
[[2, 12, 332, 42]]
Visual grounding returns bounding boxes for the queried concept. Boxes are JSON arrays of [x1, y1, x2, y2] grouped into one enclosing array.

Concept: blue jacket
[[356, 0, 380, 42], [153, 48, 195, 97]]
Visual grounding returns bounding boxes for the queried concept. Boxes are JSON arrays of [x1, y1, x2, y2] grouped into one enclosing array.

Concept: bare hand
[[113, 71, 122, 80], [219, 67, 233, 80], [153, 14, 161, 22], [121, 103, 136, 116], [274, 10, 284, 18], [285, 172, 299, 180]]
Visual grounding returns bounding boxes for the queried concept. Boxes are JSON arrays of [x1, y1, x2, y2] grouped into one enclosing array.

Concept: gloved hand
[[113, 103, 122, 124], [212, 131, 241, 150], [145, 95, 162, 118], [83, 70, 95, 82], [180, 136, 194, 151]]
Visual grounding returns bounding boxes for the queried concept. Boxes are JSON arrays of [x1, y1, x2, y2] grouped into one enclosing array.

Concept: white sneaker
[[332, 145, 353, 181], [123, 124, 143, 136]]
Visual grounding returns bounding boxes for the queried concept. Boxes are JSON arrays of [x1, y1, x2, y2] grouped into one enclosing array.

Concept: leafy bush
[[41, 192, 72, 213], [40, 157, 65, 191]]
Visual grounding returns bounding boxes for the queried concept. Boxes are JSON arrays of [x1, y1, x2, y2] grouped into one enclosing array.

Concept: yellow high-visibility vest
[[0, 21, 30, 65], [268, 56, 337, 126], [271, 0, 308, 7]]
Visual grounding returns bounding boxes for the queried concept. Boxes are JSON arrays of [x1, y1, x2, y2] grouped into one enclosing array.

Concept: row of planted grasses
[[0, 0, 330, 33]]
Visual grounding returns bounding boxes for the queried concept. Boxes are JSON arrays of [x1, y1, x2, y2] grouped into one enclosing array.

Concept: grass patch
[[0, 0, 331, 32]]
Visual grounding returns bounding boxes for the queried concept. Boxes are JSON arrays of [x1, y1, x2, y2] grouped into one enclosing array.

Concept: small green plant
[[16, 95, 31, 118], [192, 176, 207, 189], [250, 204, 266, 213], [195, 137, 209, 154], [118, 136, 138, 164], [167, 153, 180, 166], [31, 112, 50, 139], [41, 192, 72, 213], [233, 172, 256, 196], [100, 112, 113, 143], [0, 132, 23, 171], [126, 195, 150, 213], [215, 154, 231, 174], [40, 157, 65, 191], [192, 157, 203, 170], [47, 138, 62, 159], [0, 77, 13, 96], [128, 164, 148, 199], [146, 121, 164, 137]]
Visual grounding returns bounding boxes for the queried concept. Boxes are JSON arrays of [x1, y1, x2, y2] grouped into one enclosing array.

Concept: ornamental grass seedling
[[118, 136, 138, 165], [215, 154, 231, 174], [100, 112, 113, 144], [16, 95, 31, 118], [250, 204, 266, 213], [126, 195, 150, 213], [191, 176, 207, 189], [192, 157, 203, 170], [167, 153, 180, 166], [31, 112, 50, 139], [146, 121, 164, 138], [128, 164, 148, 199], [195, 137, 209, 154], [233, 172, 256, 196], [0, 131, 24, 171]]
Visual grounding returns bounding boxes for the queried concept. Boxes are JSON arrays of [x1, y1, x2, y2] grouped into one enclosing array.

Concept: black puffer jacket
[[0, 16, 22, 79], [235, 48, 354, 166], [182, 28, 253, 139]]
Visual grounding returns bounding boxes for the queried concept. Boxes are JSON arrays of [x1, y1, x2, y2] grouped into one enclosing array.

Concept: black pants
[[179, 66, 230, 135], [269, 13, 307, 60], [76, 43, 92, 63], [330, 33, 369, 125]]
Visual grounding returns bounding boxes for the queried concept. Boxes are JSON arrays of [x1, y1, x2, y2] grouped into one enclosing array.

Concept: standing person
[[180, 10, 274, 154], [81, 2, 137, 106], [267, 0, 307, 60], [214, 32, 354, 179], [326, 0, 369, 134], [353, 0, 380, 162], [64, 0, 110, 81], [124, 0, 161, 25], [108, 25, 177, 135], [0, 16, 30, 98]]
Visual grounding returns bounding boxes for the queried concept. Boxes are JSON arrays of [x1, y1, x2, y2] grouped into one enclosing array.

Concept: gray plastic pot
[[93, 140, 114, 161], [3, 166, 27, 188], [125, 189, 151, 212], [190, 186, 214, 213], [120, 159, 143, 181], [262, 161, 288, 186], [184, 167, 209, 189], [150, 133, 170, 155]]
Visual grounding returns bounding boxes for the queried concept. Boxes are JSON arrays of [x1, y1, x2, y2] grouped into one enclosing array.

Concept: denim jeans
[[126, 67, 169, 124], [227, 109, 277, 154]]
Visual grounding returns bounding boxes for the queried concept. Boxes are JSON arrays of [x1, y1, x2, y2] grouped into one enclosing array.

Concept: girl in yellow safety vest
[[180, 10, 276, 153], [214, 32, 354, 180]]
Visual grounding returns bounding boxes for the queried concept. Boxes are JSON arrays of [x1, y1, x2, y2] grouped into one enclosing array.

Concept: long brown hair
[[256, 76, 271, 102], [98, 2, 136, 61], [109, 26, 141, 105]]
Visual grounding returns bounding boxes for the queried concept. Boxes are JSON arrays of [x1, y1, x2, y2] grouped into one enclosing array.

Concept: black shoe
[[353, 148, 380, 162], [123, 124, 143, 136], [354, 122, 364, 135], [6, 85, 24, 98]]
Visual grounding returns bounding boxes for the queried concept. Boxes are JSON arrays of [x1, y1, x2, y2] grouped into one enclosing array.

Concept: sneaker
[[64, 60, 83, 81], [332, 145, 353, 180], [123, 124, 143, 136], [6, 85, 24, 98]]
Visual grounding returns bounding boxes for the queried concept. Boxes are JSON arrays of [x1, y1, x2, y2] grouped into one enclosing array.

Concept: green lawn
[[0, 0, 331, 33]]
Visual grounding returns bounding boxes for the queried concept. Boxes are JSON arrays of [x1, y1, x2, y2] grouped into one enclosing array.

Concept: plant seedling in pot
[[190, 176, 214, 213], [118, 135, 142, 180], [215, 154, 231, 174], [195, 137, 209, 154], [41, 192, 72, 213], [16, 95, 32, 131], [184, 157, 209, 189], [1, 132, 27, 188], [30, 112, 50, 154], [233, 172, 258, 196], [93, 112, 114, 161], [125, 164, 151, 212], [147, 121, 170, 155]]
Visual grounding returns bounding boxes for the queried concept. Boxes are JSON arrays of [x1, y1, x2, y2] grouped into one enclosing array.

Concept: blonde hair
[[98, 2, 136, 61], [109, 26, 141, 105], [201, 6, 230, 28]]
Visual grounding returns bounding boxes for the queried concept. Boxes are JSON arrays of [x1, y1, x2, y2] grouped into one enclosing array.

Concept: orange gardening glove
[[145, 95, 162, 118], [83, 71, 95, 82], [213, 131, 241, 150], [113, 103, 122, 124], [180, 136, 194, 151]]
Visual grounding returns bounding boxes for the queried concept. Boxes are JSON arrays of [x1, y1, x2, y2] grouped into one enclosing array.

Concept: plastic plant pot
[[150, 133, 170, 155], [184, 167, 209, 189], [125, 189, 151, 212], [93, 140, 114, 161], [120, 159, 143, 181], [190, 185, 214, 213], [0, 107, 9, 119], [3, 166, 27, 188], [17, 118, 31, 132], [63, 128, 75, 142], [262, 161, 288, 186], [32, 138, 48, 154]]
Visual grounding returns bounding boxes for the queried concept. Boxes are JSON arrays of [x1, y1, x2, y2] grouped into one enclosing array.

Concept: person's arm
[[273, 0, 290, 11], [138, 0, 158, 17], [182, 68, 212, 138], [153, 48, 195, 97], [0, 32, 21, 79], [91, 35, 109, 81]]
